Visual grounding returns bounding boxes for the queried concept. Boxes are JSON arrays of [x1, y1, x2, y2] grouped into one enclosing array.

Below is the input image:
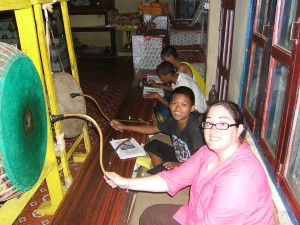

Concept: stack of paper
[[110, 138, 146, 159]]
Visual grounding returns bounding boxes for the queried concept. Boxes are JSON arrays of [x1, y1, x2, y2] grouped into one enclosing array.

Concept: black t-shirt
[[157, 116, 204, 162]]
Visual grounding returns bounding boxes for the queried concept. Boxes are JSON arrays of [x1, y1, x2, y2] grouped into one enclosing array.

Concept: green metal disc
[[0, 44, 47, 191]]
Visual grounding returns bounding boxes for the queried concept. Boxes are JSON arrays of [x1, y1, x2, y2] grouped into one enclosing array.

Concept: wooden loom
[[0, 0, 91, 224]]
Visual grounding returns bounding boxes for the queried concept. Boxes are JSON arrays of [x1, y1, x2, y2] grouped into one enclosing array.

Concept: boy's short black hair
[[161, 45, 178, 58], [157, 61, 176, 76], [170, 86, 195, 105]]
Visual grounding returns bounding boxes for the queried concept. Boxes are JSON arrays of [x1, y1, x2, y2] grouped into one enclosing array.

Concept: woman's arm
[[104, 172, 169, 192]]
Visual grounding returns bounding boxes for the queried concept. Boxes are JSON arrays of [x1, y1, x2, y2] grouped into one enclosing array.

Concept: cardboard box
[[143, 15, 168, 30], [139, 2, 168, 15], [132, 35, 163, 70]]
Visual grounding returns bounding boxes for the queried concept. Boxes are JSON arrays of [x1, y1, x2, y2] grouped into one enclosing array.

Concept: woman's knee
[[139, 204, 181, 225]]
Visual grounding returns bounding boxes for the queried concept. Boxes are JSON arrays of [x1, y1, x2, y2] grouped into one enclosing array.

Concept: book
[[109, 138, 146, 159], [147, 74, 163, 83], [143, 86, 164, 97]]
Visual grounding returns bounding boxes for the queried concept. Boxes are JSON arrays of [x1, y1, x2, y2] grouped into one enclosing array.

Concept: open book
[[110, 138, 146, 159], [143, 86, 164, 96], [143, 74, 164, 96], [147, 74, 163, 84]]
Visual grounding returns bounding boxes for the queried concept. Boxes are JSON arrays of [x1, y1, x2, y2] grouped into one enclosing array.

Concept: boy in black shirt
[[110, 86, 204, 174]]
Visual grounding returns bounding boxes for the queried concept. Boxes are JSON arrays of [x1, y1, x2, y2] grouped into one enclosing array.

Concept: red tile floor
[[0, 57, 134, 225]]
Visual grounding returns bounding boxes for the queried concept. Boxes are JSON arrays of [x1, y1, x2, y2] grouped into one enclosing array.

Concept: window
[[286, 93, 300, 208], [243, 0, 300, 220]]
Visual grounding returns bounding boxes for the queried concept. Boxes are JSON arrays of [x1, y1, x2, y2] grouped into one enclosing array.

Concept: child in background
[[148, 46, 206, 120], [161, 45, 206, 95], [144, 61, 207, 119], [111, 86, 204, 174]]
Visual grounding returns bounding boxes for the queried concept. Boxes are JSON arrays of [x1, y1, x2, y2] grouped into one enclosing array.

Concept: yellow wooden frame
[[0, 0, 91, 223]]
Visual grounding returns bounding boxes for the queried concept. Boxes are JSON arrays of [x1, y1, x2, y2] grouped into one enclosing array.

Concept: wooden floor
[[51, 70, 155, 224]]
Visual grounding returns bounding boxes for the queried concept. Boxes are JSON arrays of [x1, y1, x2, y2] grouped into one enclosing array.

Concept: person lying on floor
[[144, 61, 207, 119], [104, 100, 274, 225], [110, 86, 204, 174]]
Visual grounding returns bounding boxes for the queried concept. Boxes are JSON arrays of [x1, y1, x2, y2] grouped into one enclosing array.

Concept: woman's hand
[[105, 172, 170, 192], [110, 120, 125, 132], [104, 172, 128, 189], [163, 162, 182, 170]]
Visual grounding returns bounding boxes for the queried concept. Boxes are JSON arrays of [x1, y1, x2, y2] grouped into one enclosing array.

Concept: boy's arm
[[147, 80, 173, 92], [158, 84, 173, 92], [143, 93, 170, 108], [110, 120, 160, 134], [178, 64, 193, 78]]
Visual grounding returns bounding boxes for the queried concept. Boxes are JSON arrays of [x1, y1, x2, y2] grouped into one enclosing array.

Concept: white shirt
[[171, 73, 207, 113]]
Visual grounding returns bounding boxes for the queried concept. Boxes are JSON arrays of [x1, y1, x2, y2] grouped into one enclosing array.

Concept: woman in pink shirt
[[104, 101, 274, 225]]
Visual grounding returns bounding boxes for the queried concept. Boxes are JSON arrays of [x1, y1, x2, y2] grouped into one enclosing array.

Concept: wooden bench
[[51, 71, 155, 224]]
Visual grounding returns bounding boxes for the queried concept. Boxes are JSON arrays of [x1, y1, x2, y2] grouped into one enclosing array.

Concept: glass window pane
[[285, 90, 300, 206], [263, 61, 288, 153], [254, 0, 270, 34], [275, 0, 298, 51], [246, 44, 263, 115]]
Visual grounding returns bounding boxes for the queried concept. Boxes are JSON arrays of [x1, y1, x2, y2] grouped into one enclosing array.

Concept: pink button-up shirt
[[159, 142, 273, 225]]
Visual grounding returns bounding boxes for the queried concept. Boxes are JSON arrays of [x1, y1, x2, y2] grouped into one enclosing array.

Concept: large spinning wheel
[[0, 43, 47, 201], [0, 1, 90, 224]]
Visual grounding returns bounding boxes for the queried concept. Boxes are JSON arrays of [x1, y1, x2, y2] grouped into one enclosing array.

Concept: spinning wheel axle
[[51, 113, 105, 174], [71, 93, 148, 124]]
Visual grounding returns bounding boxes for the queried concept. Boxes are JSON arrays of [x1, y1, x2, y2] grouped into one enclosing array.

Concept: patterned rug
[[176, 44, 206, 63], [1, 57, 134, 225]]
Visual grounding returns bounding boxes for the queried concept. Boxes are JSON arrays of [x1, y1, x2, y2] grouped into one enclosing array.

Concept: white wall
[[115, 0, 141, 13], [69, 15, 111, 47], [205, 0, 220, 99]]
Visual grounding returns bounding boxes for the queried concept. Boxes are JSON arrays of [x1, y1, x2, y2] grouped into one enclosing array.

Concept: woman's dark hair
[[156, 61, 176, 76], [170, 86, 195, 105], [205, 101, 246, 139], [161, 45, 178, 58]]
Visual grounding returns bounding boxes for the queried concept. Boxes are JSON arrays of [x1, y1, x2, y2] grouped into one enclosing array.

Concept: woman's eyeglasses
[[201, 122, 238, 130]]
